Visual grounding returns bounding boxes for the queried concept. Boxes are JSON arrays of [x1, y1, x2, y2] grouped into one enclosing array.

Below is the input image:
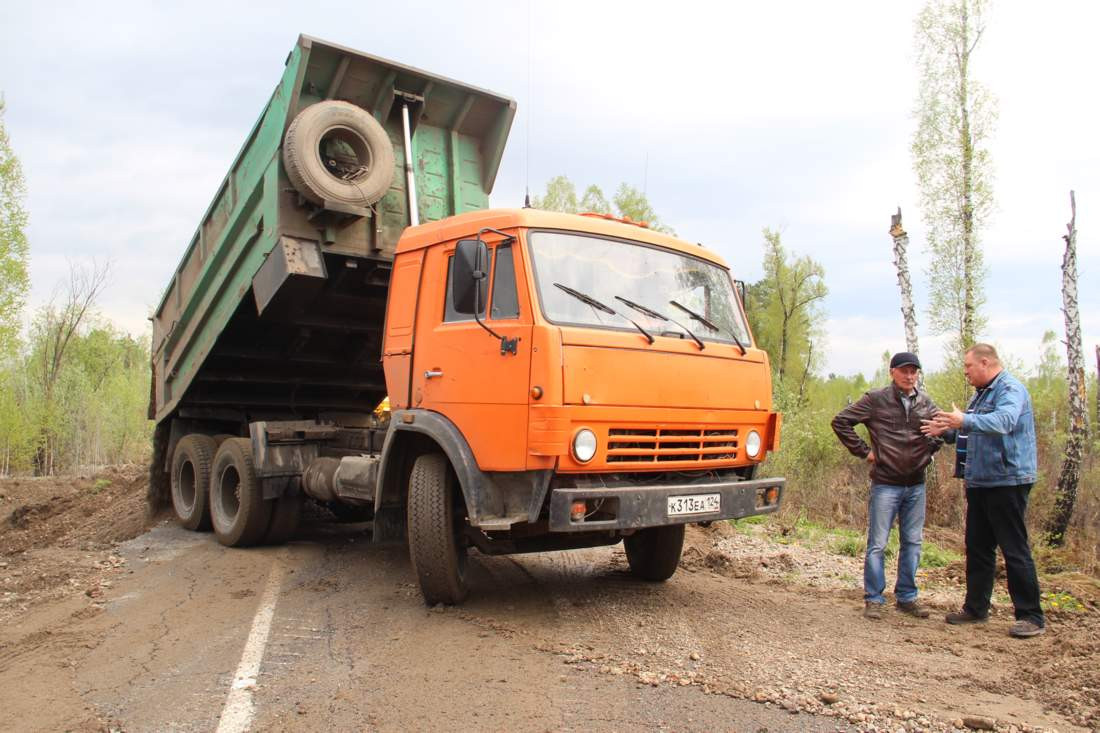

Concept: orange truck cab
[[378, 208, 784, 602]]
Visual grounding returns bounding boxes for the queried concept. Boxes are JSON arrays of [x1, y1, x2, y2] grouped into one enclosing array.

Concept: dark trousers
[[963, 483, 1044, 626]]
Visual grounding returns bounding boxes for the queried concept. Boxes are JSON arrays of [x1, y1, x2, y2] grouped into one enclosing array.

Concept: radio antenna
[[524, 0, 532, 208]]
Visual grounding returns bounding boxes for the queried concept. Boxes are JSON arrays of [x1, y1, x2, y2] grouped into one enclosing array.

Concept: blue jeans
[[864, 482, 926, 604]]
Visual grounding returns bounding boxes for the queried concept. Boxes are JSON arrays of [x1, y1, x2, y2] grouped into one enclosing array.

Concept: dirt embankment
[[0, 466, 155, 622]]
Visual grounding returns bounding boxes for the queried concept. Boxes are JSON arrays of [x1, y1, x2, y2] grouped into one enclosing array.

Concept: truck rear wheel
[[407, 452, 468, 605], [210, 438, 271, 547], [624, 524, 685, 581], [170, 434, 216, 531], [283, 100, 395, 208]]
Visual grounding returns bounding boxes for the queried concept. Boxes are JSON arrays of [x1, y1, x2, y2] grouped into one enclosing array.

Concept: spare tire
[[283, 100, 395, 208]]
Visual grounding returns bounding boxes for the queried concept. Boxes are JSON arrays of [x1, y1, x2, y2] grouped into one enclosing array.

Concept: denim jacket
[[947, 371, 1037, 487]]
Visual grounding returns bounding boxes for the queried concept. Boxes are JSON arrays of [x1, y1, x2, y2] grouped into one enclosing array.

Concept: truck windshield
[[527, 231, 751, 346]]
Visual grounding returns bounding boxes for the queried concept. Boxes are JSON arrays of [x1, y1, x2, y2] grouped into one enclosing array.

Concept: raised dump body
[[150, 35, 515, 425]]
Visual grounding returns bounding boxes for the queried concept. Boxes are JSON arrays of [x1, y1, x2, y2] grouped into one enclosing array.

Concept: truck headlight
[[572, 429, 597, 463], [746, 430, 762, 458]]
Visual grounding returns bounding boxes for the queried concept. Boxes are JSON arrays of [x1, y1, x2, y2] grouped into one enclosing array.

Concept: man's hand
[[929, 404, 965, 431], [920, 419, 948, 437], [866, 451, 876, 464]]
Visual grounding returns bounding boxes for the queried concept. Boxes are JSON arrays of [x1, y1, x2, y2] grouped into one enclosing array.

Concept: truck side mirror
[[452, 238, 488, 314]]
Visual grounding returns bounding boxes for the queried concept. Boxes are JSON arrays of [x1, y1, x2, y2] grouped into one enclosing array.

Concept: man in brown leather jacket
[[832, 352, 943, 620]]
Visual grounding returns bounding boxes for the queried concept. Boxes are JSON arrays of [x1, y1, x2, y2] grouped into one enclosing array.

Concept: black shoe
[[945, 608, 987, 625]]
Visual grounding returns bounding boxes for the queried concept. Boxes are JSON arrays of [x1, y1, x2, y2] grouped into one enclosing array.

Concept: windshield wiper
[[615, 296, 705, 351], [669, 300, 746, 355], [554, 283, 654, 345], [554, 283, 615, 315]]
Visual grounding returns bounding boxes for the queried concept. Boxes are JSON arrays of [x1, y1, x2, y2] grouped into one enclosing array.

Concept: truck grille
[[606, 427, 739, 464]]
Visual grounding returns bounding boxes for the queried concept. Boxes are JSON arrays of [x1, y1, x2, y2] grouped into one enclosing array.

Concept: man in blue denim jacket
[[923, 343, 1045, 638]]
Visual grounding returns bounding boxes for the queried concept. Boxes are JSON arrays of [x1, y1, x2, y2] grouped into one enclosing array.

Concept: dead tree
[[890, 208, 920, 357], [890, 208, 942, 502], [1046, 191, 1086, 546]]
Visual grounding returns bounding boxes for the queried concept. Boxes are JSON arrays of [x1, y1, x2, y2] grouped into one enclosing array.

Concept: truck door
[[412, 237, 533, 471]]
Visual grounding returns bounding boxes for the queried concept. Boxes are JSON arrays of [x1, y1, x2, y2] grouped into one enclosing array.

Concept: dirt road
[[1, 471, 1096, 732]]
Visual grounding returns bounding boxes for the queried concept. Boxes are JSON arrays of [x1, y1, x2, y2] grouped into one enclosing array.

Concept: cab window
[[490, 245, 520, 319]]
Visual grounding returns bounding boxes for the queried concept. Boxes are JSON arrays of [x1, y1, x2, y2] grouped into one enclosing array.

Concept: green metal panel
[[151, 36, 516, 424]]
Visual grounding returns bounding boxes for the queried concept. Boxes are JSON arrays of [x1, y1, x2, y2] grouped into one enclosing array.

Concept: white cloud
[[2, 0, 1097, 381]]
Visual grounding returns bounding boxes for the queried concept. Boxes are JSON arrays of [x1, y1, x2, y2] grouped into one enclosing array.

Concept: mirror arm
[[471, 228, 520, 356]]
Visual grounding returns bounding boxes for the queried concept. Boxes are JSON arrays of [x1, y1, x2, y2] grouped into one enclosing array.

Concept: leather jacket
[[831, 385, 943, 486]]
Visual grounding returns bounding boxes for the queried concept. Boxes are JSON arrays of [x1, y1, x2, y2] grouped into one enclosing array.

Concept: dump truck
[[150, 35, 785, 604]]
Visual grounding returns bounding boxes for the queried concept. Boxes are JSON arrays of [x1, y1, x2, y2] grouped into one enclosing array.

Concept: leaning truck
[[149, 35, 785, 604]]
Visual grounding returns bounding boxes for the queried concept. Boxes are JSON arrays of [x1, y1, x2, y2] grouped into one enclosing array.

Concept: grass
[[89, 478, 112, 494], [734, 512, 962, 569]]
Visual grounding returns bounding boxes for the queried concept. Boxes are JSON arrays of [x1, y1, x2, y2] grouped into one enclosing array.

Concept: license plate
[[667, 493, 721, 516]]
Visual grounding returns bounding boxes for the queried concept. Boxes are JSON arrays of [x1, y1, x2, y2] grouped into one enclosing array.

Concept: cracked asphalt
[[1, 520, 848, 732]]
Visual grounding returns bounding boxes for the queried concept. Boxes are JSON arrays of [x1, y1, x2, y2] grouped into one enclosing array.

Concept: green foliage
[[580, 185, 610, 214], [530, 175, 674, 234], [1040, 591, 1086, 614], [744, 229, 827, 395], [912, 0, 995, 353], [0, 96, 31, 358], [531, 175, 578, 214], [0, 314, 153, 475], [91, 477, 112, 494]]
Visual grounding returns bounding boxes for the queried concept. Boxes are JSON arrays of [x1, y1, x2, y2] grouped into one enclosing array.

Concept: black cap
[[890, 352, 922, 370]]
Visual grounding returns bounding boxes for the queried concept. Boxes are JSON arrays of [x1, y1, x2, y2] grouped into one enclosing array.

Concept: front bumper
[[547, 476, 785, 532]]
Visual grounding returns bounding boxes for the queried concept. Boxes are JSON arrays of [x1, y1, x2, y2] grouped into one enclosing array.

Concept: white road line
[[215, 553, 287, 733]]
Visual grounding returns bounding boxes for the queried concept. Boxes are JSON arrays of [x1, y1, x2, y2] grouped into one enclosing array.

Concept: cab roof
[[395, 208, 729, 268]]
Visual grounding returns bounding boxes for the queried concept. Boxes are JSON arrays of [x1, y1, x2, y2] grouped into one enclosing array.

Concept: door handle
[[424, 370, 443, 379]]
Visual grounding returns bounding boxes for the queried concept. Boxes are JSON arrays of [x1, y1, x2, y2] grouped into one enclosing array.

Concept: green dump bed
[[150, 35, 515, 425]]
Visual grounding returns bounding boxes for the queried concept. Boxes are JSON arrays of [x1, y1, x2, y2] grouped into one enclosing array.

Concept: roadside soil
[[0, 469, 1097, 732]]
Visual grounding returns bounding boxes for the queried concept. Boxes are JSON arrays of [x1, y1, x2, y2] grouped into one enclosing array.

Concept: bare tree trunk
[[890, 209, 920, 356], [890, 208, 940, 500], [1046, 191, 1086, 546], [1095, 344, 1099, 428], [778, 314, 790, 385], [798, 340, 813, 404]]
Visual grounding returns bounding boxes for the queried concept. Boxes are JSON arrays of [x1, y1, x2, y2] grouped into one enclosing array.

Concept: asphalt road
[[3, 519, 848, 732]]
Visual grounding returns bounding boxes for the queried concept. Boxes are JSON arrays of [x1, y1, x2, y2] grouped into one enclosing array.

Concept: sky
[[1, 0, 1097, 378]]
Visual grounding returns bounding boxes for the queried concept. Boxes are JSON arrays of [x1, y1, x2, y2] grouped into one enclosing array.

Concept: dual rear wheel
[[169, 435, 300, 546]]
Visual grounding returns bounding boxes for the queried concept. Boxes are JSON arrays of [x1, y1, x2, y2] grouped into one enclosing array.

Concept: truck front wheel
[[210, 438, 271, 547], [624, 524, 685, 581], [407, 452, 468, 605], [170, 434, 216, 531]]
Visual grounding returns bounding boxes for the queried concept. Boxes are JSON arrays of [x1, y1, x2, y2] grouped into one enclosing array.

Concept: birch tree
[[912, 0, 995, 353], [0, 96, 30, 358], [1045, 192, 1086, 546], [889, 208, 920, 356]]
